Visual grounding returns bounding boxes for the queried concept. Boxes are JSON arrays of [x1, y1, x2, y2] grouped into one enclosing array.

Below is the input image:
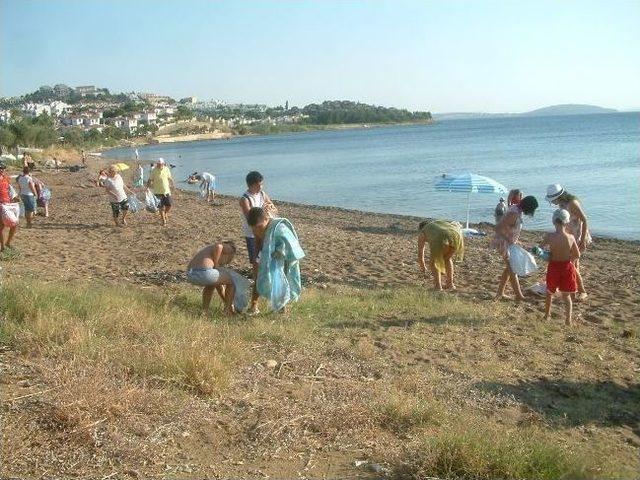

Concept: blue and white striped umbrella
[[435, 172, 508, 230]]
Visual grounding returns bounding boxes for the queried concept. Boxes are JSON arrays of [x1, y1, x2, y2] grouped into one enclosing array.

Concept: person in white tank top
[[239, 171, 277, 266]]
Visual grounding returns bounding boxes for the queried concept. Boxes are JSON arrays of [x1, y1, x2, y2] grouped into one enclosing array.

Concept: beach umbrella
[[435, 172, 508, 233], [113, 162, 130, 171]]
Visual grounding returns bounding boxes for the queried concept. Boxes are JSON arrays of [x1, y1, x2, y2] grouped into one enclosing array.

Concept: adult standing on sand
[[16, 167, 38, 228], [545, 184, 591, 299], [0, 162, 18, 251], [239, 171, 277, 268], [98, 165, 133, 227], [147, 158, 175, 226], [197, 172, 216, 202], [492, 195, 539, 301]]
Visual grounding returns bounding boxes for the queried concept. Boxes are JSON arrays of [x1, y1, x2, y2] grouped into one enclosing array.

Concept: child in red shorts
[[540, 209, 581, 325]]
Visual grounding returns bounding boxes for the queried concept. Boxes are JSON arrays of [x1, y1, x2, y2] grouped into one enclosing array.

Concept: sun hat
[[552, 208, 570, 224], [546, 184, 564, 201], [156, 158, 166, 165]]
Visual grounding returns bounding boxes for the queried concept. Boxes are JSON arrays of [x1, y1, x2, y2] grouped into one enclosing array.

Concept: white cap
[[546, 184, 564, 201], [156, 158, 166, 165], [552, 208, 570, 224]]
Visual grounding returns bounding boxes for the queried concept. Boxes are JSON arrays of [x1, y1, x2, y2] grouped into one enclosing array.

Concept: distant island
[[434, 103, 619, 121], [521, 104, 618, 116]]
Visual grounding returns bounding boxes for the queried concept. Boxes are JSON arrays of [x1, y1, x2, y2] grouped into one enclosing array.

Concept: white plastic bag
[[1, 203, 20, 227], [128, 194, 142, 213], [144, 189, 159, 213], [269, 258, 290, 311], [508, 244, 538, 277]]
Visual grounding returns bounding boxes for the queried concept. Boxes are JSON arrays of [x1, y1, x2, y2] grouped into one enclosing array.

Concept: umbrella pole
[[465, 192, 471, 229]]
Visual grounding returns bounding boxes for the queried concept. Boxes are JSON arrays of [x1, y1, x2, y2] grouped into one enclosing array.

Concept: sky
[[1, 0, 639, 113]]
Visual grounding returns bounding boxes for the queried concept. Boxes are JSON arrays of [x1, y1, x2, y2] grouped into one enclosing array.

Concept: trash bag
[[144, 189, 159, 213], [269, 258, 290, 311], [508, 244, 538, 277], [41, 187, 52, 202], [0, 203, 20, 227], [8, 184, 17, 201], [128, 194, 142, 213]]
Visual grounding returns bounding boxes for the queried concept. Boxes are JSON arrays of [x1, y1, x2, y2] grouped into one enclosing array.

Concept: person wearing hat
[[0, 161, 19, 251], [147, 158, 175, 226], [540, 208, 581, 326], [545, 184, 590, 299], [492, 195, 539, 301]]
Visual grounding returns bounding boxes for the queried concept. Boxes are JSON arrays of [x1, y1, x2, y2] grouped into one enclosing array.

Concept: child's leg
[[6, 226, 16, 248], [121, 207, 128, 226], [509, 270, 525, 300], [429, 257, 442, 290], [544, 293, 552, 319], [202, 285, 216, 312], [215, 285, 226, 302], [44, 203, 49, 217], [496, 265, 510, 299], [562, 292, 573, 326], [223, 281, 235, 315], [112, 207, 120, 226], [0, 225, 5, 251], [443, 247, 455, 289], [574, 259, 587, 297]]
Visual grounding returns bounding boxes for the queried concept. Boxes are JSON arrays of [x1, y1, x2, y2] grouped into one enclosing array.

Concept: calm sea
[[108, 112, 639, 239]]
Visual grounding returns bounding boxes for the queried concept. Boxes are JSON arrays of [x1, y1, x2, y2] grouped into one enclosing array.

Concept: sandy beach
[[1, 158, 639, 479], [3, 162, 639, 327]]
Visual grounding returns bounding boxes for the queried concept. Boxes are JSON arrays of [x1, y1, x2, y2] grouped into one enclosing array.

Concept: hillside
[[522, 104, 617, 116]]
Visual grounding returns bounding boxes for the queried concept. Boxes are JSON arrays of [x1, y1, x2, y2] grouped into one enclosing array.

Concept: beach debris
[[265, 359, 278, 369], [354, 460, 390, 475]]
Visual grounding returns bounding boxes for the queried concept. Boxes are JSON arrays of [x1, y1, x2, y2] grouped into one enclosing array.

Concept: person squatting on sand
[[186, 241, 239, 315], [97, 165, 133, 227], [246, 206, 305, 313], [239, 170, 277, 270], [0, 162, 18, 251], [147, 158, 176, 226], [33, 177, 50, 218], [546, 184, 591, 299], [417, 219, 464, 291], [541, 209, 581, 325], [16, 167, 38, 228], [492, 195, 539, 301]]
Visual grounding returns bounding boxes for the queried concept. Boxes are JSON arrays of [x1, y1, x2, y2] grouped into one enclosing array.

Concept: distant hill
[[435, 104, 617, 121], [521, 104, 617, 116]]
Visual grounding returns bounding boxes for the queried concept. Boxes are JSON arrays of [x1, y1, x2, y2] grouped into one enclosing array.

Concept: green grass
[[0, 278, 629, 478], [393, 425, 593, 480]]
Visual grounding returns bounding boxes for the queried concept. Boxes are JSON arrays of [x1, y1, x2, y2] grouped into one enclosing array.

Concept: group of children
[[418, 185, 590, 326], [185, 171, 304, 316], [0, 159, 51, 252]]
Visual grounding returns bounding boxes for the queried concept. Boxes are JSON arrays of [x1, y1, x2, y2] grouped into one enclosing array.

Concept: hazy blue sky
[[1, 0, 638, 112]]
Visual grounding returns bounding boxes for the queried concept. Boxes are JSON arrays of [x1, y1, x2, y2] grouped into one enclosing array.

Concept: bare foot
[[576, 292, 588, 301], [544, 315, 550, 321], [247, 306, 260, 316], [494, 294, 508, 301], [444, 283, 457, 290]]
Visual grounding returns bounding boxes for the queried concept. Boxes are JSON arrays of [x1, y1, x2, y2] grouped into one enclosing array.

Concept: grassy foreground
[[1, 278, 636, 479]]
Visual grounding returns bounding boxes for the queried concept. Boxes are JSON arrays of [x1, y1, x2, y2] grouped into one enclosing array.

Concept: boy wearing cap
[[541, 209, 581, 326], [147, 158, 175, 226]]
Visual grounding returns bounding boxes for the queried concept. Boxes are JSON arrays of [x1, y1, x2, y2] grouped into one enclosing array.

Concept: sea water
[[108, 112, 639, 239]]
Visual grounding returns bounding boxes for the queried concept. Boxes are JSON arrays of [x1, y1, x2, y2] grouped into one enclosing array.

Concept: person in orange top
[[0, 162, 18, 251]]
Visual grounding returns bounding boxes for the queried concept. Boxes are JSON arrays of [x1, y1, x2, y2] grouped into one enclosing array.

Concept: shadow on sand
[[476, 379, 640, 435]]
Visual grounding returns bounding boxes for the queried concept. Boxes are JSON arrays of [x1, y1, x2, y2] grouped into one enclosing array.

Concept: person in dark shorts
[[97, 165, 132, 227], [147, 158, 175, 226]]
